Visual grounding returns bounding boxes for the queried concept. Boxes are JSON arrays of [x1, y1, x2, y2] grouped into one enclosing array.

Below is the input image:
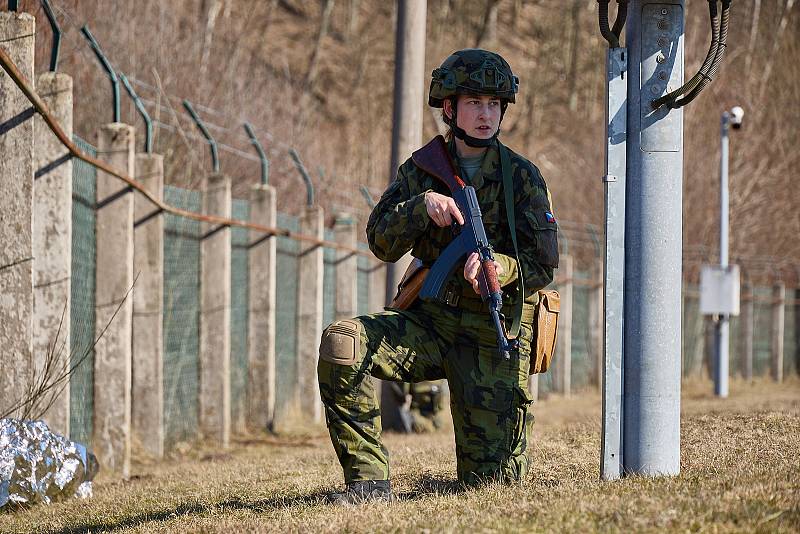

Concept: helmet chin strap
[[444, 99, 507, 148]]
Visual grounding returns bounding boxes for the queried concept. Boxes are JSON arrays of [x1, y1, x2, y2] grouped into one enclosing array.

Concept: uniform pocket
[[525, 209, 559, 268]]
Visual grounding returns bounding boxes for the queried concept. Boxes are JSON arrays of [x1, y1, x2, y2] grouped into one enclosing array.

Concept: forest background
[[27, 0, 800, 280]]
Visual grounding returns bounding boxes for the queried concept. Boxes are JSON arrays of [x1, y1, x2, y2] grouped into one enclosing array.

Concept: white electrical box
[[700, 265, 740, 316]]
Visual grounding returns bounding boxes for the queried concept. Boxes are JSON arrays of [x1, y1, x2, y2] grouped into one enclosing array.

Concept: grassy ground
[[2, 378, 798, 533]]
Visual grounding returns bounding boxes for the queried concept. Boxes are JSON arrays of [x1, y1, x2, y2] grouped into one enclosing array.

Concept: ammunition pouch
[[530, 290, 560, 374]]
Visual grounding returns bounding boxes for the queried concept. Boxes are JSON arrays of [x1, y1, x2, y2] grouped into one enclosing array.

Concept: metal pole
[[288, 148, 315, 206], [623, 0, 684, 477], [119, 73, 153, 153], [41, 0, 62, 72], [80, 25, 120, 123], [714, 112, 730, 397], [386, 0, 426, 306], [182, 100, 219, 173], [600, 44, 627, 481]]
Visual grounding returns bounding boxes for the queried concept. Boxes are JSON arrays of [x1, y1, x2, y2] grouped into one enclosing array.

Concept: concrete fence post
[[247, 184, 277, 431], [334, 214, 358, 321], [32, 71, 72, 434], [589, 259, 604, 388], [200, 173, 231, 446], [0, 12, 35, 420], [739, 282, 754, 380], [369, 261, 387, 313], [553, 254, 573, 396], [94, 123, 135, 477], [132, 153, 164, 457], [297, 205, 324, 422], [369, 259, 387, 407], [689, 293, 706, 378], [703, 316, 715, 378], [528, 374, 539, 402], [771, 282, 786, 382]]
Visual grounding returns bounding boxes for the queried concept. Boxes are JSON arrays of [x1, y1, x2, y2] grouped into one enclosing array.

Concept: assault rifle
[[412, 135, 518, 360]]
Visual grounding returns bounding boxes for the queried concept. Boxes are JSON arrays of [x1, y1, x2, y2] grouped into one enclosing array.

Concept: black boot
[[328, 480, 394, 505]]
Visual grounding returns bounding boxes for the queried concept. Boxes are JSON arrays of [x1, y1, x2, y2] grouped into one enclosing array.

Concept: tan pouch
[[530, 289, 560, 374], [390, 258, 430, 310]]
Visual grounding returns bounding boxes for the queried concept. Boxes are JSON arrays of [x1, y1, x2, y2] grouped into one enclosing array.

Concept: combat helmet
[[429, 48, 519, 148]]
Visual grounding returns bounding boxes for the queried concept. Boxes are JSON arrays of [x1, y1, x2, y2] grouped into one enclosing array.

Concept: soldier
[[407, 380, 445, 433], [388, 381, 446, 433], [318, 48, 559, 503]]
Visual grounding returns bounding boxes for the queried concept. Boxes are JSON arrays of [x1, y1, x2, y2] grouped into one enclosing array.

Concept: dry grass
[[3, 378, 798, 533]]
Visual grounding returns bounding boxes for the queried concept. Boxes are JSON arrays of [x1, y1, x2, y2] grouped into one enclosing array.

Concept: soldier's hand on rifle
[[424, 191, 464, 227], [464, 252, 503, 295]]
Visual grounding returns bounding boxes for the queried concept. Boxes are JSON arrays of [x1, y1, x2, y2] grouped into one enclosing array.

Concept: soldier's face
[[445, 95, 502, 139]]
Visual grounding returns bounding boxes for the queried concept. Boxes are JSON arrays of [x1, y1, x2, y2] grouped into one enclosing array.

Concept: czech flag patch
[[545, 211, 556, 223]]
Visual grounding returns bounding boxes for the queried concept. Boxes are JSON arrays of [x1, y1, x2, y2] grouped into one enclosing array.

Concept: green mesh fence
[[69, 135, 97, 446], [163, 186, 201, 447], [323, 229, 337, 328], [752, 286, 773, 376], [679, 284, 800, 379], [230, 199, 250, 429], [357, 243, 372, 316], [570, 272, 593, 390], [275, 213, 299, 412], [785, 293, 798, 377], [682, 287, 705, 377]]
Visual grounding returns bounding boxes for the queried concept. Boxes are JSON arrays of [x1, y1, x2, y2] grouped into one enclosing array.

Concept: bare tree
[[475, 0, 500, 49]]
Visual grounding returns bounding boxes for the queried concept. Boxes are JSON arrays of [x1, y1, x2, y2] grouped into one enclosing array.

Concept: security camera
[[729, 106, 744, 129]]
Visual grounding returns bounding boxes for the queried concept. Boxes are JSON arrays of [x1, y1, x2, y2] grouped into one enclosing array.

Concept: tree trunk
[[476, 0, 500, 49]]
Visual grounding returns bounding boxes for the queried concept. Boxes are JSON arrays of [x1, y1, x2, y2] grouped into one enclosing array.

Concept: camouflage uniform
[[317, 49, 558, 489]]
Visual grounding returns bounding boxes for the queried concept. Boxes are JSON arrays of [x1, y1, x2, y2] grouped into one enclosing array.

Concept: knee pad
[[319, 319, 362, 365]]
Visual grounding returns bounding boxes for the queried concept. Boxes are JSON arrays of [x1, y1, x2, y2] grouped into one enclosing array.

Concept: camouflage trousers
[[317, 299, 535, 486]]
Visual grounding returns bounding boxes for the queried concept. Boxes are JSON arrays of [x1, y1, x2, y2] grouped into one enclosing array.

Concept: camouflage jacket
[[367, 138, 558, 306]]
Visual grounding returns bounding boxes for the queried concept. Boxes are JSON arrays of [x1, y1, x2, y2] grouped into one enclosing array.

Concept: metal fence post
[[600, 35, 627, 480], [739, 282, 754, 380], [771, 282, 786, 382]]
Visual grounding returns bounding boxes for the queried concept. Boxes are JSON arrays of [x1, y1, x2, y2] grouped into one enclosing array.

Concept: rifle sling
[[499, 143, 524, 339]]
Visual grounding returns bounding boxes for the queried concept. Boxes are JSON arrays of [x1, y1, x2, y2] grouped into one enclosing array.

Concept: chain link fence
[[69, 135, 97, 447], [162, 186, 202, 448]]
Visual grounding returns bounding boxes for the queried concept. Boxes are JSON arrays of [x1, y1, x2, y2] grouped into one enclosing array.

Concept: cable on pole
[[652, 0, 732, 109], [598, 0, 628, 48]]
